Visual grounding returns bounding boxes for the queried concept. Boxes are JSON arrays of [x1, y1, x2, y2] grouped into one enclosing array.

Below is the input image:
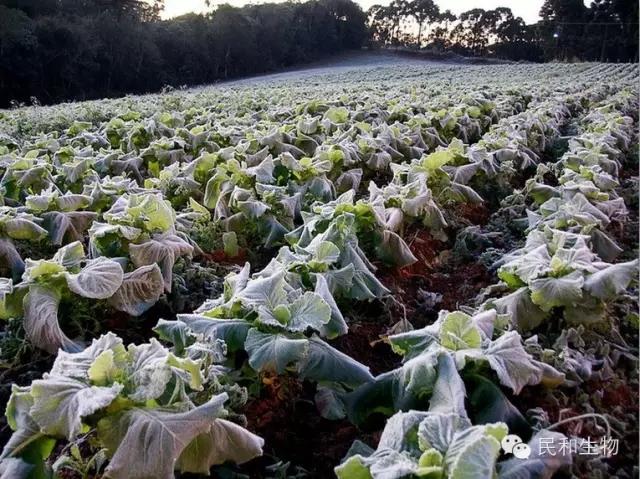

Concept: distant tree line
[[367, 0, 638, 63], [0, 0, 637, 107], [0, 0, 367, 107]]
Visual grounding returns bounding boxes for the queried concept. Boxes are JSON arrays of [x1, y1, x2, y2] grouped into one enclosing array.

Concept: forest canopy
[[368, 0, 638, 62], [0, 0, 367, 106], [0, 0, 637, 107]]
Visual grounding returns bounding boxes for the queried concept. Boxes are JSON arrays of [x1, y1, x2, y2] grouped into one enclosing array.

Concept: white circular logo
[[501, 434, 523, 454], [512, 443, 532, 460]]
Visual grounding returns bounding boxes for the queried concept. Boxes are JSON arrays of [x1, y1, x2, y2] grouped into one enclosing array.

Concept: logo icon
[[501, 435, 522, 454], [501, 434, 531, 459], [512, 443, 532, 459]]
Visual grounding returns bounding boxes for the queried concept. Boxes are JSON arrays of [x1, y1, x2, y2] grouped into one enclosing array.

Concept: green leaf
[[125, 339, 172, 402], [589, 228, 622, 262], [393, 351, 439, 409], [3, 218, 48, 241], [298, 336, 373, 385], [0, 278, 22, 320], [314, 274, 348, 339], [176, 418, 264, 474], [23, 285, 79, 354], [311, 240, 341, 265], [1, 386, 56, 466], [50, 332, 127, 381], [23, 260, 65, 282], [178, 315, 251, 352], [98, 394, 229, 479], [529, 271, 584, 312], [483, 332, 543, 394], [129, 234, 193, 292], [498, 245, 551, 284], [429, 354, 467, 417], [419, 449, 443, 468], [153, 319, 193, 355], [489, 287, 548, 332], [55, 194, 92, 212], [440, 312, 482, 351], [52, 241, 86, 270], [108, 264, 164, 316], [167, 354, 204, 391], [125, 194, 176, 233], [88, 350, 121, 387], [418, 413, 471, 455], [334, 455, 373, 479], [378, 410, 431, 454], [444, 424, 506, 479], [423, 149, 455, 172], [223, 262, 251, 301], [375, 231, 418, 268], [0, 458, 36, 478], [0, 238, 25, 280], [387, 323, 440, 360], [244, 328, 308, 374], [30, 376, 122, 439], [43, 211, 97, 246], [324, 107, 349, 124], [368, 449, 417, 478], [222, 231, 239, 257], [583, 260, 638, 300], [66, 257, 124, 299], [286, 292, 331, 333], [237, 271, 288, 309], [188, 198, 211, 218], [315, 387, 347, 420], [465, 374, 530, 437]]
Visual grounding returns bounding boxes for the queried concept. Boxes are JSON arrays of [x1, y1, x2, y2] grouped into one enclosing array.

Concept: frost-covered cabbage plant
[[484, 229, 638, 331], [157, 258, 375, 386], [156, 203, 398, 386], [0, 61, 636, 479], [0, 207, 48, 279], [0, 333, 263, 479], [335, 353, 570, 479], [481, 88, 639, 332], [89, 193, 193, 291], [1, 241, 164, 352], [24, 188, 97, 247], [331, 309, 563, 427]]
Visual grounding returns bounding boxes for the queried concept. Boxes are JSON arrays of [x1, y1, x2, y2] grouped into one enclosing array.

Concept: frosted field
[[0, 59, 637, 478]]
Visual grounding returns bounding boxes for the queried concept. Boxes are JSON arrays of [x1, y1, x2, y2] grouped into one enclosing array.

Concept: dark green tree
[[538, 0, 589, 60], [405, 0, 439, 48], [0, 0, 369, 106]]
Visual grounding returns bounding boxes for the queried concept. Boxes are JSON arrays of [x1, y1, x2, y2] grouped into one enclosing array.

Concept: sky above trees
[[162, 0, 584, 24], [162, 0, 544, 23]]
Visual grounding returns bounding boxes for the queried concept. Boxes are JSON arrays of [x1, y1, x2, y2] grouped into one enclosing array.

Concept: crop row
[[332, 78, 639, 478], [0, 62, 637, 478]]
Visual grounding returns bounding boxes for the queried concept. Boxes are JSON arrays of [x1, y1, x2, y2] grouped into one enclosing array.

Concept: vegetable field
[[0, 60, 637, 479]]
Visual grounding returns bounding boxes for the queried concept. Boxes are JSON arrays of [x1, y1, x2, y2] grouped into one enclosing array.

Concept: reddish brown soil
[[580, 378, 639, 473], [241, 374, 381, 478], [376, 228, 442, 320], [422, 262, 492, 311], [512, 355, 639, 476], [332, 321, 401, 375], [454, 202, 491, 225], [201, 248, 248, 266], [377, 227, 493, 319]]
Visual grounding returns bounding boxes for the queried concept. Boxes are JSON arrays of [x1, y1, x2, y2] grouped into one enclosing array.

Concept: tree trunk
[[417, 23, 422, 49]]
